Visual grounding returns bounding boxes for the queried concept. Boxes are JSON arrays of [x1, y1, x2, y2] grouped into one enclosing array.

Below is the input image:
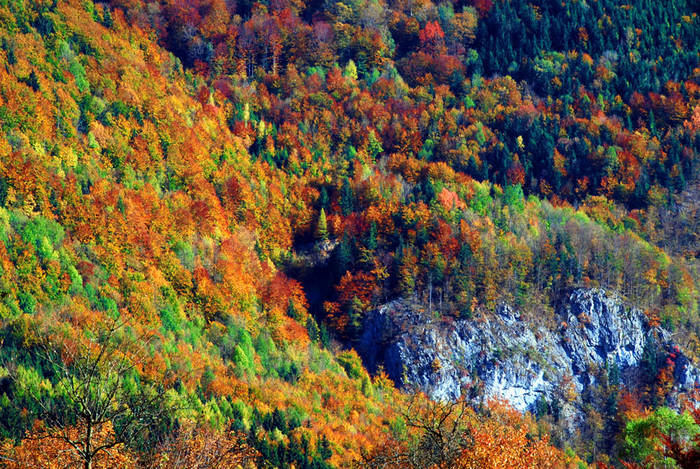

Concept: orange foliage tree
[[1, 420, 135, 469]]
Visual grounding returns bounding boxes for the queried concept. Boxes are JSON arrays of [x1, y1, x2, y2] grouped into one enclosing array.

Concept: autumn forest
[[0, 0, 698, 467]]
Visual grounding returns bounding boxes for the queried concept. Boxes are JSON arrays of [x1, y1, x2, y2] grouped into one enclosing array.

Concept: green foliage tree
[[315, 208, 328, 241], [623, 407, 700, 467], [344, 60, 358, 80]]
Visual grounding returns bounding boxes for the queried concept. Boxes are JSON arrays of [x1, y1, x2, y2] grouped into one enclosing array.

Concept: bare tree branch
[[5, 316, 173, 469]]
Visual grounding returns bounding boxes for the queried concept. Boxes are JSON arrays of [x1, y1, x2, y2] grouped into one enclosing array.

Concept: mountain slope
[[0, 0, 698, 467], [0, 1, 404, 465]]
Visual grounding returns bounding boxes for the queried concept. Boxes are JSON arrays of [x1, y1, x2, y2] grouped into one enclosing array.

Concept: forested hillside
[[0, 0, 698, 467]]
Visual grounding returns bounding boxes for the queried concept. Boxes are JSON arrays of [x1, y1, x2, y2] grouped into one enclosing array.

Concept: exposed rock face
[[358, 289, 699, 420]]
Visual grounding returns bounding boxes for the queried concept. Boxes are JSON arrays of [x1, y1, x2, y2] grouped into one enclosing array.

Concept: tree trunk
[[84, 422, 92, 469]]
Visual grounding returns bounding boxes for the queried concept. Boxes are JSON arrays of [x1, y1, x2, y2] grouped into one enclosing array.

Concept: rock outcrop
[[359, 289, 699, 422]]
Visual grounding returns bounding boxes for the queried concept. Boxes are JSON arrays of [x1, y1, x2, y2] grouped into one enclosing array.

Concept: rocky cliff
[[359, 289, 699, 425]]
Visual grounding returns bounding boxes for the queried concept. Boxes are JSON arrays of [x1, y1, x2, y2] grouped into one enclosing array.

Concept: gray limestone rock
[[358, 288, 699, 422]]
